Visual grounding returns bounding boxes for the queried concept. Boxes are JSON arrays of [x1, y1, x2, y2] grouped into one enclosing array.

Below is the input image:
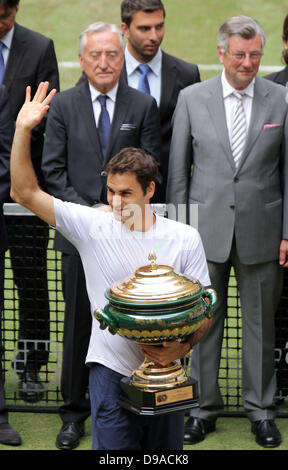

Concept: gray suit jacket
[[166, 74, 288, 265]]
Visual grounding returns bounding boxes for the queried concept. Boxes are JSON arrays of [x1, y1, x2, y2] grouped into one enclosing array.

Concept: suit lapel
[[120, 65, 128, 85], [272, 66, 288, 86], [159, 52, 176, 117], [234, 77, 269, 175], [207, 75, 235, 170], [3, 23, 26, 88], [76, 81, 103, 161], [104, 83, 129, 163]]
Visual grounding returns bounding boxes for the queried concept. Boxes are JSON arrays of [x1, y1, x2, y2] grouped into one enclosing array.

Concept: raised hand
[[16, 82, 57, 131]]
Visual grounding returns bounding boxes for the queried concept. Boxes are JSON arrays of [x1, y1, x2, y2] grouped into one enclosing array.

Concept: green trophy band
[[94, 252, 217, 415]]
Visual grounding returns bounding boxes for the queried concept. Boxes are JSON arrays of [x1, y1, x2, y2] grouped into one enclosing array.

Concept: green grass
[[1, 414, 288, 451], [0, 413, 92, 451], [15, 0, 288, 89]]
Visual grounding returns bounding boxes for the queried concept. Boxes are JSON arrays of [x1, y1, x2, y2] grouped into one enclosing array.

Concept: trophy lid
[[106, 251, 203, 304]]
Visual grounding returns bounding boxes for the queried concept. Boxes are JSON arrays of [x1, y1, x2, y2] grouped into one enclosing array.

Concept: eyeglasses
[[226, 50, 263, 62]]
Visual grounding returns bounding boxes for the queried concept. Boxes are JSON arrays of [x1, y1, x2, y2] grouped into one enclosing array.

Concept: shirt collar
[[88, 81, 119, 103], [1, 25, 14, 49], [125, 46, 162, 77], [221, 69, 255, 98]]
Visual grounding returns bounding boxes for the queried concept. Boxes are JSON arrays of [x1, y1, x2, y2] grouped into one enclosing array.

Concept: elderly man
[[167, 15, 288, 448], [41, 22, 161, 450]]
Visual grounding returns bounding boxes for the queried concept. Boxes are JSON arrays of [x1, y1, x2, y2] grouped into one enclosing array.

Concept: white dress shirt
[[0, 25, 14, 65], [88, 82, 118, 126], [124, 47, 162, 106], [221, 70, 255, 148]]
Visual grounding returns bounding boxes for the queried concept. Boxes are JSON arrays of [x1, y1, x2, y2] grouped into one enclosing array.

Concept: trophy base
[[119, 376, 199, 416]]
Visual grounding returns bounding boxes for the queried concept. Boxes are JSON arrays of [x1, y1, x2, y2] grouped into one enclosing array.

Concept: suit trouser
[[190, 239, 283, 422], [58, 253, 91, 423], [6, 215, 50, 372], [0, 252, 8, 424]]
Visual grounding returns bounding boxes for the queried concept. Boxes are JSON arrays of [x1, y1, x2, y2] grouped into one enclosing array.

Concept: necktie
[[97, 95, 110, 157], [137, 64, 151, 95], [0, 43, 5, 84], [231, 92, 247, 168]]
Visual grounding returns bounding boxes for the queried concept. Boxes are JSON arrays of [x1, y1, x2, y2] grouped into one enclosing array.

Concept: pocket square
[[120, 123, 137, 131], [263, 123, 281, 129]]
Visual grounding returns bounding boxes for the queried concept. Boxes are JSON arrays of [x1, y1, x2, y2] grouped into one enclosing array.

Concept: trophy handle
[[203, 288, 217, 318], [94, 308, 118, 335]]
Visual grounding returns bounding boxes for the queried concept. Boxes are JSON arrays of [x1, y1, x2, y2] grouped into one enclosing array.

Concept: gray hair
[[79, 22, 125, 55], [218, 16, 266, 53]]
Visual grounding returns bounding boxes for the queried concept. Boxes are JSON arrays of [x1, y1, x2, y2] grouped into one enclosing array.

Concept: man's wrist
[[15, 125, 32, 136]]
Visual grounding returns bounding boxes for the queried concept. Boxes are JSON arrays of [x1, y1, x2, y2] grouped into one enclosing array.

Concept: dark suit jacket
[[78, 51, 200, 200], [0, 85, 14, 253], [3, 23, 59, 188], [42, 79, 161, 254], [265, 65, 288, 87]]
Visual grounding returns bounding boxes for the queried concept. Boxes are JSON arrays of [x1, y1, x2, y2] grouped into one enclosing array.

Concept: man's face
[[0, 5, 18, 39], [217, 34, 263, 90], [79, 30, 124, 93], [107, 171, 155, 229], [121, 10, 165, 63]]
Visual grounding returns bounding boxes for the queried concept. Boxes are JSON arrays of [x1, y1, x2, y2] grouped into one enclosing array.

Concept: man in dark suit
[[0, 0, 59, 403], [120, 0, 200, 201], [42, 22, 161, 450], [0, 84, 21, 446]]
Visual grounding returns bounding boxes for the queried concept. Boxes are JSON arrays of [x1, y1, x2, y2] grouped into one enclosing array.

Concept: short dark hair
[[282, 14, 288, 65], [0, 0, 19, 8], [104, 147, 158, 194], [121, 0, 165, 26]]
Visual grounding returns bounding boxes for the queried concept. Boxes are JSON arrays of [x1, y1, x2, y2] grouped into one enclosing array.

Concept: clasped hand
[[139, 341, 190, 367]]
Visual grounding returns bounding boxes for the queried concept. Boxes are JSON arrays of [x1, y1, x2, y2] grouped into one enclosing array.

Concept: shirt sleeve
[[53, 197, 105, 250]]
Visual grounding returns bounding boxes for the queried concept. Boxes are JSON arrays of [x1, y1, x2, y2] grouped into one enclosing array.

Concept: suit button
[[230, 205, 235, 209], [233, 177, 239, 182]]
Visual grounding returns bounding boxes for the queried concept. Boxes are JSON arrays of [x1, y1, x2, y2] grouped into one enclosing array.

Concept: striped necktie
[[137, 64, 151, 95], [0, 43, 5, 84], [231, 91, 247, 168]]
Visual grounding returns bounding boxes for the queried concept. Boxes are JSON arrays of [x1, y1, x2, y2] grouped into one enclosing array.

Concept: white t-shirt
[[54, 198, 210, 377]]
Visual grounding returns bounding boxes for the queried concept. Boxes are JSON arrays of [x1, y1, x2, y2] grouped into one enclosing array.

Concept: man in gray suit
[[166, 16, 288, 448]]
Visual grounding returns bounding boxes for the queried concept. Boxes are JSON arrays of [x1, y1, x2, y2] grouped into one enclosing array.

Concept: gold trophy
[[95, 252, 217, 415]]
